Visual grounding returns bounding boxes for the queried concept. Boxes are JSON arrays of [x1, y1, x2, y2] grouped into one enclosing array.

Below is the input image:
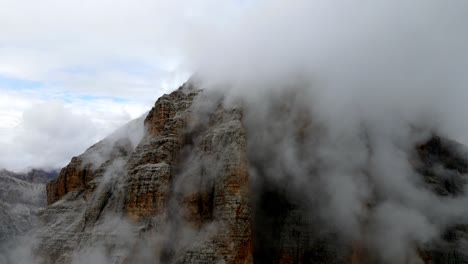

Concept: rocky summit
[[10, 81, 468, 264]]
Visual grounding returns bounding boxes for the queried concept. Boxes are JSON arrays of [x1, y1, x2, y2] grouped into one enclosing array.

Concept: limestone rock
[[29, 82, 468, 264], [35, 83, 251, 264]]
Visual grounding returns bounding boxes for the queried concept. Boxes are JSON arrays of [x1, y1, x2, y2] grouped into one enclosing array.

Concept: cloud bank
[[187, 0, 468, 144], [0, 91, 148, 171], [183, 0, 468, 262], [2, 1, 468, 263], [0, 0, 249, 171]]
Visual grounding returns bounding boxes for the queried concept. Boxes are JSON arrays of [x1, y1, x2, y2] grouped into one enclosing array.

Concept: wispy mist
[[185, 1, 468, 262], [3, 1, 468, 263]]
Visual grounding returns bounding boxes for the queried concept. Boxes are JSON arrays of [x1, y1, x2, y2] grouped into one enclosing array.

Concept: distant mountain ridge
[[0, 168, 59, 184], [0, 168, 58, 249]]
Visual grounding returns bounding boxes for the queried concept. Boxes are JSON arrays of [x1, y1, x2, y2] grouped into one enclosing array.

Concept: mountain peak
[[6, 83, 468, 264]]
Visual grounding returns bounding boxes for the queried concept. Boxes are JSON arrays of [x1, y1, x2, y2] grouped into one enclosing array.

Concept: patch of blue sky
[[75, 94, 130, 103], [237, 0, 256, 8], [0, 75, 44, 90], [61, 60, 157, 77], [2, 82, 132, 105], [53, 90, 132, 103], [57, 91, 131, 104]]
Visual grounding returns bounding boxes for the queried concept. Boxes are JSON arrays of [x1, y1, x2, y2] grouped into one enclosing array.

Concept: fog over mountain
[[2, 1, 468, 264], [187, 0, 468, 143], [0, 169, 57, 256]]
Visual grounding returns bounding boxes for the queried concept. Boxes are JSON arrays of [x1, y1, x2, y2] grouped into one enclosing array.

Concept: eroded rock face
[[37, 83, 251, 264], [46, 137, 134, 205], [46, 157, 93, 205], [34, 82, 468, 264]]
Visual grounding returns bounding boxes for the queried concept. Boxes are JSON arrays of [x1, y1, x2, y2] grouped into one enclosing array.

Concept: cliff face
[[38, 84, 251, 263], [35, 83, 468, 264]]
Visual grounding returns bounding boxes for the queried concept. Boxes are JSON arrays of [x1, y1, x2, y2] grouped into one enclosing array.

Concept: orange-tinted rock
[[39, 82, 468, 264], [46, 137, 134, 205], [46, 157, 93, 205], [125, 163, 172, 221]]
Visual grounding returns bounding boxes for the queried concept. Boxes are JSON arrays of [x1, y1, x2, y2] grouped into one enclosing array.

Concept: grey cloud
[[0, 102, 147, 172], [184, 1, 468, 262], [3, 1, 468, 263], [0, 101, 99, 171]]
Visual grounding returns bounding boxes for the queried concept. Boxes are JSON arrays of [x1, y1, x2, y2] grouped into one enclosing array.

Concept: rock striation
[[38, 83, 250, 263]]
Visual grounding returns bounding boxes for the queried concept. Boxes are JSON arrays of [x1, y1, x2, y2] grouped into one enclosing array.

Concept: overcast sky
[[1, 0, 467, 172], [0, 0, 251, 171]]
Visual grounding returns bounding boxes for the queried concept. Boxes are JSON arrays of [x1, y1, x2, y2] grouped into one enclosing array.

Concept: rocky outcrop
[[32, 82, 468, 264], [46, 137, 134, 205], [46, 157, 94, 205], [37, 83, 251, 264]]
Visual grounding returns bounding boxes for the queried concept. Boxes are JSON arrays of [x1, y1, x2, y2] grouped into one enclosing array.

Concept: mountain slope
[[0, 169, 57, 249], [18, 82, 468, 264]]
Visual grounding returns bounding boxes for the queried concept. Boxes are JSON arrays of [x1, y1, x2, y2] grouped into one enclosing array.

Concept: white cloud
[[0, 0, 247, 171], [0, 90, 149, 171], [2, 0, 466, 174], [0, 0, 245, 98]]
